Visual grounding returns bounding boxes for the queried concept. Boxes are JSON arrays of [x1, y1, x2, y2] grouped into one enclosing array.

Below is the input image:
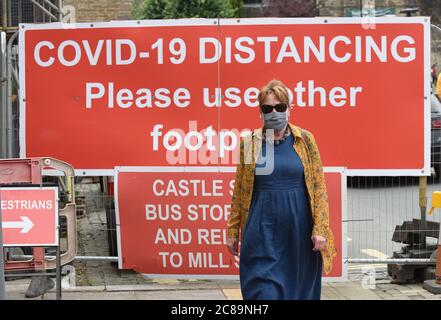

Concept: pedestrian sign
[[0, 187, 58, 247]]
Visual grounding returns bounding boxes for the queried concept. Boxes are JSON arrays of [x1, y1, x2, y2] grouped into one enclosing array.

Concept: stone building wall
[[63, 0, 134, 22]]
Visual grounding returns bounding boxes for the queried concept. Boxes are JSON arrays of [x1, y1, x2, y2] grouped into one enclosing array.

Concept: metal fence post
[[1, 31, 6, 158], [0, 31, 5, 300], [58, 0, 63, 22], [420, 176, 427, 249], [6, 30, 18, 158], [1, 0, 7, 30], [0, 187, 5, 300]]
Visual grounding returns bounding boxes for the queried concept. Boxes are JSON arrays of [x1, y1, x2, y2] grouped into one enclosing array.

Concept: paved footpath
[[4, 264, 441, 300], [4, 281, 441, 300]]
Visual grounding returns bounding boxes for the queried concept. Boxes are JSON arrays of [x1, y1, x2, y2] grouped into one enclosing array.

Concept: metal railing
[[1, 0, 63, 30]]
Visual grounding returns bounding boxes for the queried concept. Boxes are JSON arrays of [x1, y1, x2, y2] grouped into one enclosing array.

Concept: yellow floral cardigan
[[227, 122, 337, 275]]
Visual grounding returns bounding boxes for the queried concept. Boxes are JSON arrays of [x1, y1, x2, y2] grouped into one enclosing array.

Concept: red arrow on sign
[[3, 216, 34, 234]]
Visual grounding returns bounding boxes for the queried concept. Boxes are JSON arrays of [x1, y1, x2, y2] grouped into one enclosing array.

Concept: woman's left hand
[[311, 235, 326, 251]]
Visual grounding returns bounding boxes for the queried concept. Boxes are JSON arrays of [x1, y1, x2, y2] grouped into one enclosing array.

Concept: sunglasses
[[260, 103, 289, 114]]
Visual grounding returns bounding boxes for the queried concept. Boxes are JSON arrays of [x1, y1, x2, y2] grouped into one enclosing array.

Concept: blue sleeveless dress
[[239, 132, 323, 300]]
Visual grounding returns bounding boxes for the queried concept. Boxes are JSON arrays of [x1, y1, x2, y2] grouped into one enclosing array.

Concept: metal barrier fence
[[52, 174, 441, 264], [69, 175, 440, 265], [66, 174, 441, 269], [346, 175, 440, 263]]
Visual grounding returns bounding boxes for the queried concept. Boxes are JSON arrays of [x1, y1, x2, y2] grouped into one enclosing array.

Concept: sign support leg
[[56, 229, 61, 300]]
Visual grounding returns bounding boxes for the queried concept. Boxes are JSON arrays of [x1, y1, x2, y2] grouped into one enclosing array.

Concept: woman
[[226, 79, 337, 300]]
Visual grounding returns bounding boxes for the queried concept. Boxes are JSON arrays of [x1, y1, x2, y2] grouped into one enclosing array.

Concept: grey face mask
[[263, 111, 288, 131]]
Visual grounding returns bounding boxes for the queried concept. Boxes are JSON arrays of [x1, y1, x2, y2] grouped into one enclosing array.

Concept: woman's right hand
[[227, 237, 239, 256]]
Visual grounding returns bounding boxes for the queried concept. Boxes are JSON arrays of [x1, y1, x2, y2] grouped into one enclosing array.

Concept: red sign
[[0, 187, 58, 246], [115, 167, 345, 280], [19, 18, 430, 176]]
